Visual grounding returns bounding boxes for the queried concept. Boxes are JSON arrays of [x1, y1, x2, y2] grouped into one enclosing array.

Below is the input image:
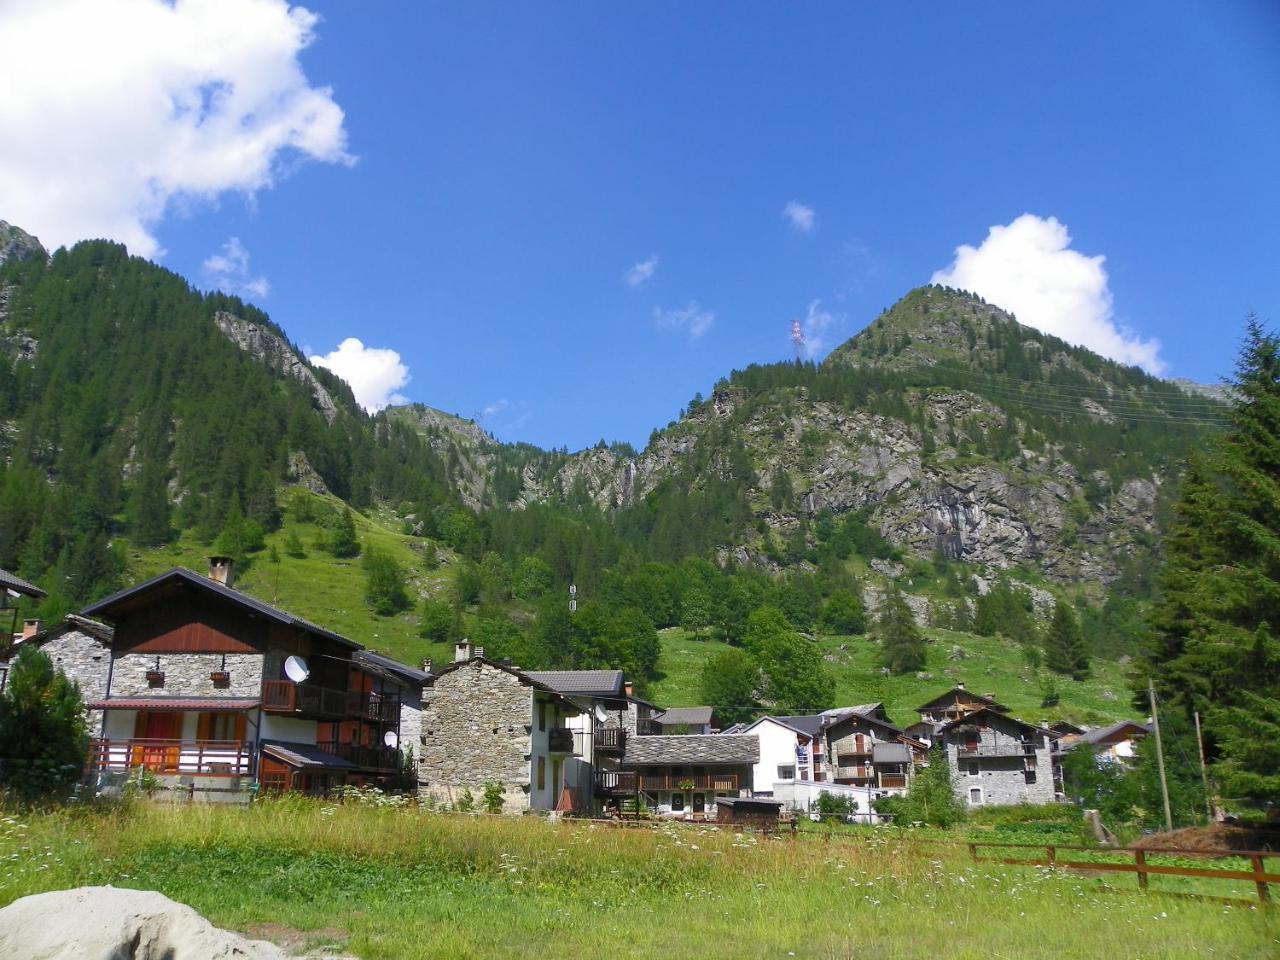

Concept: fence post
[[1252, 855, 1271, 904], [968, 842, 978, 862], [1134, 849, 1149, 891]]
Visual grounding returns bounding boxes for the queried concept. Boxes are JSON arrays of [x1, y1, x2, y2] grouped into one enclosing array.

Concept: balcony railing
[[315, 741, 400, 771], [593, 771, 741, 794], [547, 727, 574, 753], [956, 743, 1039, 760], [89, 739, 252, 776], [594, 726, 626, 752], [878, 774, 908, 789], [835, 765, 874, 780], [636, 718, 662, 736], [263, 680, 399, 722]]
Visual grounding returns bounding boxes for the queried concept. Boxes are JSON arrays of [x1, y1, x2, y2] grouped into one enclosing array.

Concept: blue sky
[[4, 2, 1278, 450]]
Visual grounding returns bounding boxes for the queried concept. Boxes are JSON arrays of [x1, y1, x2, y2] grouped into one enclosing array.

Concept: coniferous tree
[[1044, 599, 1089, 679], [877, 584, 927, 674], [0, 646, 87, 800], [1142, 317, 1280, 810], [326, 507, 360, 558]]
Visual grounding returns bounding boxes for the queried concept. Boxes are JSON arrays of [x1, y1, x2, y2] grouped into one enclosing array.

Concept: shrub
[[483, 782, 505, 814], [0, 646, 88, 802]]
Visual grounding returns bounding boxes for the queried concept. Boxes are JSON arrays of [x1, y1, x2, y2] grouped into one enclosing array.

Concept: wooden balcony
[[878, 773, 908, 789], [593, 771, 740, 794], [315, 741, 400, 771], [89, 739, 252, 776], [263, 680, 399, 722], [594, 726, 626, 752], [547, 727, 574, 753], [956, 743, 1039, 760]]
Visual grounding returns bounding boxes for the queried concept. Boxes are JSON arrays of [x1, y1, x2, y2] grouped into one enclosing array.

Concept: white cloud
[[654, 302, 715, 339], [480, 399, 510, 419], [309, 338, 410, 412], [782, 201, 815, 233], [203, 237, 270, 299], [794, 299, 841, 360], [0, 0, 353, 259], [931, 214, 1164, 373], [624, 255, 659, 288]]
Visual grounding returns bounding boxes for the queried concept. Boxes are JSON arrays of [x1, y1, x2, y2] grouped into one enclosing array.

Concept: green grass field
[[0, 800, 1272, 959], [650, 626, 1138, 728]]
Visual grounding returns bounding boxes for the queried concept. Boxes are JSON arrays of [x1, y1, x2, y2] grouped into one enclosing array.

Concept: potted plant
[[210, 670, 231, 687], [145, 669, 165, 687], [678, 778, 696, 792]]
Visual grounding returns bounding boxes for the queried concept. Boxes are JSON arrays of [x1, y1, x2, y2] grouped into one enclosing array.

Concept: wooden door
[[135, 711, 180, 770]]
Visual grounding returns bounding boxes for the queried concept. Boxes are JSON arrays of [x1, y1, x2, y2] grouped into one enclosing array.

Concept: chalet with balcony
[[417, 643, 583, 812], [937, 707, 1056, 807], [525, 668, 632, 804], [77, 559, 419, 799], [823, 706, 926, 796], [598, 734, 758, 818]]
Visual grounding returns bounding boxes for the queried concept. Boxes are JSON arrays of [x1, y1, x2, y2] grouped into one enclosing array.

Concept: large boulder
[[0, 886, 287, 960]]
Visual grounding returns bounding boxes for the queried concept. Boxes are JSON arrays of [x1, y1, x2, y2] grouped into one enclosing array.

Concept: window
[[777, 765, 795, 780], [1024, 769, 1037, 784], [671, 793, 685, 812], [537, 756, 545, 790], [538, 702, 546, 732], [967, 761, 979, 777], [968, 787, 982, 805]]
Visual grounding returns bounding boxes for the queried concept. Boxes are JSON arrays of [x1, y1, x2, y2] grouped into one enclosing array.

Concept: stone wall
[[110, 652, 263, 700], [944, 720, 1056, 807], [417, 661, 533, 812], [37, 629, 112, 732]]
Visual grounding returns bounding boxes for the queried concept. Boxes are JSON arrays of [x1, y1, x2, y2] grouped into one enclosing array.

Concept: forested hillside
[[0, 229, 1229, 727]]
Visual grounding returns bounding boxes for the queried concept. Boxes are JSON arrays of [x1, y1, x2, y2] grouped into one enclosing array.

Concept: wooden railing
[[634, 773, 739, 792], [89, 739, 252, 776], [956, 743, 1039, 759], [262, 680, 399, 722], [636, 718, 662, 736], [594, 726, 626, 752], [315, 741, 400, 770], [547, 727, 574, 753], [878, 773, 908, 789]]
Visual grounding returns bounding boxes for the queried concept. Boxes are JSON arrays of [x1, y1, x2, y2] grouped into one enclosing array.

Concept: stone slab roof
[[262, 740, 359, 770], [1076, 720, 1150, 747], [357, 649, 430, 686], [654, 706, 714, 726], [623, 734, 758, 766], [524, 669, 624, 696]]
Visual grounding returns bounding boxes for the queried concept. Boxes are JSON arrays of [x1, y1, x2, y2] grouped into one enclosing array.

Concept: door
[[135, 711, 181, 770], [692, 792, 706, 815]]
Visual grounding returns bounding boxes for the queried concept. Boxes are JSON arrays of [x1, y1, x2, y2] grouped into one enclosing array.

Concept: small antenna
[[791, 318, 805, 360]]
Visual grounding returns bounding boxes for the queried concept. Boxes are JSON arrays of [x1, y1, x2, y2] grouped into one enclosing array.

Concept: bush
[[483, 782, 505, 814], [457, 788, 476, 813], [814, 791, 858, 820], [363, 544, 410, 615], [873, 748, 966, 828], [0, 646, 88, 802]]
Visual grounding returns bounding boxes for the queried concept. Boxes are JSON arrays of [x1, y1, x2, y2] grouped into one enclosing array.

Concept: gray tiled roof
[[623, 734, 758, 765], [262, 740, 359, 770], [773, 714, 828, 738], [524, 670, 624, 696], [654, 706, 714, 726], [356, 649, 430, 686], [0, 567, 45, 599], [1076, 720, 1149, 747]]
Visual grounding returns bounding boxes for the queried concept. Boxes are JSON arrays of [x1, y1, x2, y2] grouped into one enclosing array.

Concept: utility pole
[[1193, 710, 1213, 822], [1149, 680, 1174, 834]]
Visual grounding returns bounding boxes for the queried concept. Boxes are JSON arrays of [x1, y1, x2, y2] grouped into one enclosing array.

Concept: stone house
[[823, 707, 927, 797], [649, 705, 715, 735], [0, 566, 47, 693], [937, 707, 1057, 807], [417, 645, 584, 813], [20, 614, 115, 729], [598, 734, 759, 818], [78, 559, 421, 800]]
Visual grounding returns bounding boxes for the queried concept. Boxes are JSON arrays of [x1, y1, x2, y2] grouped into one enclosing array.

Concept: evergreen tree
[[1142, 318, 1280, 810], [284, 528, 306, 559], [213, 493, 265, 562], [418, 597, 457, 642], [1044, 599, 1089, 679], [363, 544, 410, 615], [699, 648, 761, 726], [326, 507, 361, 558], [0, 646, 87, 800], [877, 584, 927, 674]]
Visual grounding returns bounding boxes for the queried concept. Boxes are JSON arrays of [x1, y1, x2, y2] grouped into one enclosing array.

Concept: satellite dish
[[594, 703, 609, 723], [383, 730, 399, 749], [283, 655, 310, 683]]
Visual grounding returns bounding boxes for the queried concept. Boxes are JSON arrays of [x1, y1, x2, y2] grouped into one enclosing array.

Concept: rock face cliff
[[0, 221, 45, 266], [213, 311, 340, 423]]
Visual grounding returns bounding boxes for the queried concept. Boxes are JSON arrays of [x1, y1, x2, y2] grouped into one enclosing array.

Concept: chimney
[[624, 681, 634, 698], [453, 640, 475, 662], [21, 619, 42, 640], [421, 658, 433, 676], [955, 681, 965, 690], [475, 646, 485, 659], [208, 556, 235, 588]]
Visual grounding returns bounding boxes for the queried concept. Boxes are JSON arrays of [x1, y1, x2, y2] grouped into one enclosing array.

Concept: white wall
[[260, 714, 318, 745], [748, 719, 805, 795], [771, 781, 885, 822]]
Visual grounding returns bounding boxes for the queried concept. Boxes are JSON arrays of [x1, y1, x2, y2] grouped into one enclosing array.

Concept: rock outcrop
[[0, 220, 46, 266], [0, 886, 287, 960], [213, 311, 339, 423]]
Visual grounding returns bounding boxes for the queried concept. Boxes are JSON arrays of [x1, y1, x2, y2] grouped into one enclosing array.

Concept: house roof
[[653, 706, 714, 727], [773, 714, 828, 738], [356, 649, 430, 686], [0, 567, 45, 599], [427, 656, 576, 707], [1075, 720, 1150, 747], [261, 740, 359, 770], [524, 669, 625, 697], [938, 706, 1044, 735], [872, 742, 912, 764], [915, 687, 1007, 713], [26, 614, 114, 646], [623, 734, 759, 766], [739, 716, 813, 740], [82, 568, 359, 650], [1050, 720, 1086, 736], [716, 796, 783, 810], [88, 697, 260, 711]]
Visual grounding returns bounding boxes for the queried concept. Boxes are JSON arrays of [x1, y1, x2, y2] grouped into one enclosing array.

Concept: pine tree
[[0, 646, 87, 800], [1044, 599, 1089, 679], [326, 507, 360, 558], [877, 584, 926, 674], [1142, 317, 1280, 810]]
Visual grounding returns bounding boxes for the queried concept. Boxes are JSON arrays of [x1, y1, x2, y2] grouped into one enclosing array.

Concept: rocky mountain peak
[[0, 220, 47, 266]]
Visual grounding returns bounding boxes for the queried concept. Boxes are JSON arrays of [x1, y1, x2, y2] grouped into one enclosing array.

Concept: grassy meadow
[[1, 800, 1274, 960]]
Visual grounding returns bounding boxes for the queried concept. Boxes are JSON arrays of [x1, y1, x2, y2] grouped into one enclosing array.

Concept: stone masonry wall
[[110, 652, 263, 700], [38, 629, 111, 732], [418, 661, 533, 812], [944, 721, 1056, 807]]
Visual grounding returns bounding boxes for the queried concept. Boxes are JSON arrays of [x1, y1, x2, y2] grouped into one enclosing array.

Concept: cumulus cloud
[[624, 255, 659, 287], [0, 0, 353, 259], [203, 237, 270, 299], [654, 302, 715, 339], [480, 399, 511, 419], [782, 201, 815, 233], [310, 338, 410, 412], [931, 214, 1164, 373], [794, 299, 841, 360]]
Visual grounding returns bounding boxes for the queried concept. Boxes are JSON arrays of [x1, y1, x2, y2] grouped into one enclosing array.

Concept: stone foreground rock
[[0, 885, 287, 960]]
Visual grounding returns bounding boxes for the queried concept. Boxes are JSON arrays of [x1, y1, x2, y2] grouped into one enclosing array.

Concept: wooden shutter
[[196, 713, 211, 741], [134, 712, 148, 738], [233, 713, 246, 742]]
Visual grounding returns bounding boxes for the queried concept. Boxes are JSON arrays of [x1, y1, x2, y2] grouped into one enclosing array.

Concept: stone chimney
[[421, 658, 433, 675], [624, 681, 634, 698], [21, 619, 42, 640], [955, 681, 965, 690], [454, 640, 475, 662], [208, 556, 235, 588]]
